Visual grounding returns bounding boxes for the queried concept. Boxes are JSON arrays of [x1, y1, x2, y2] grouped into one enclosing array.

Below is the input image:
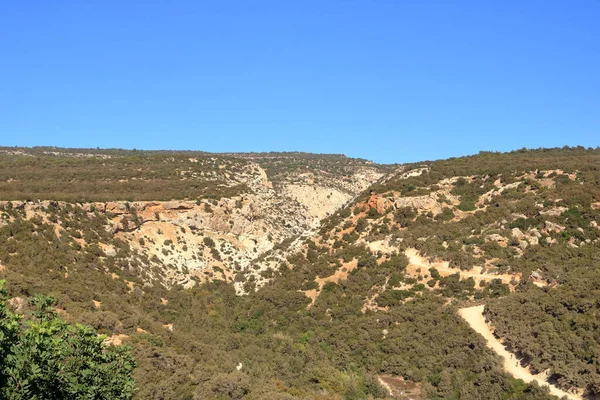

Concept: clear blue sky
[[1, 1, 598, 163]]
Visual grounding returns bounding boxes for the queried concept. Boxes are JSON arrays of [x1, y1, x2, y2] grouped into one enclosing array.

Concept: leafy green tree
[[0, 281, 136, 400]]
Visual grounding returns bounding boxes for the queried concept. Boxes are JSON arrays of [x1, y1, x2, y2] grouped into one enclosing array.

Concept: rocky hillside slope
[[256, 147, 599, 298], [3, 146, 599, 399], [0, 147, 391, 291], [241, 147, 600, 397]]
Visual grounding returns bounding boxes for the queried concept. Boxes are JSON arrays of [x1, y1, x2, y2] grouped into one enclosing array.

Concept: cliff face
[[2, 147, 599, 399], [112, 163, 386, 290], [1, 159, 387, 292]]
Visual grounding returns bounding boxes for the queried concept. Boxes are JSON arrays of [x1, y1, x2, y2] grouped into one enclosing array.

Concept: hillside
[[0, 147, 389, 290], [0, 146, 599, 399], [255, 147, 600, 398], [0, 147, 388, 201]]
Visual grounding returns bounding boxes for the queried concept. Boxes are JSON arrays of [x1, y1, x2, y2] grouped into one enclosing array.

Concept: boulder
[[106, 202, 128, 215], [7, 297, 26, 313], [544, 221, 565, 233], [511, 228, 526, 240]]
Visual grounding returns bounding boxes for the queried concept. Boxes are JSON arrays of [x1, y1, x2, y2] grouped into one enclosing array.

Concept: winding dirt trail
[[458, 305, 582, 400]]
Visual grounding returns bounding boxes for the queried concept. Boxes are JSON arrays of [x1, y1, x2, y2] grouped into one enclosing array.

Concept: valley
[[0, 146, 599, 399]]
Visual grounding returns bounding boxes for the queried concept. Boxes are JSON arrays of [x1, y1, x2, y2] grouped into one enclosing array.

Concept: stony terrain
[[1, 147, 599, 399], [254, 152, 600, 315], [0, 148, 389, 293]]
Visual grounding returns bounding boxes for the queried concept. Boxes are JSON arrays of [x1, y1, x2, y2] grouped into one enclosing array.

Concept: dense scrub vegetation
[[232, 152, 391, 191], [307, 146, 600, 397], [0, 147, 388, 202], [486, 257, 600, 395], [0, 147, 250, 201], [371, 146, 600, 195], [1, 146, 599, 399], [336, 147, 600, 283]]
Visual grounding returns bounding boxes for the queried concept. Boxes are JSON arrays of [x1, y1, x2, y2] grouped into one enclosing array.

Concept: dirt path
[[458, 305, 581, 400]]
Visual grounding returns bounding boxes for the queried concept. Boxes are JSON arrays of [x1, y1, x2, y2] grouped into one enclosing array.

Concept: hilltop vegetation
[[0, 146, 598, 399], [0, 147, 389, 202], [287, 146, 600, 397]]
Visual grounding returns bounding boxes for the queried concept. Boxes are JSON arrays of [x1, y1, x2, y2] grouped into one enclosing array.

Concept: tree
[[0, 281, 136, 399]]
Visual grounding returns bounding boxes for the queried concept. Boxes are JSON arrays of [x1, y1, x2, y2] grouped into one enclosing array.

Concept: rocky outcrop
[[544, 221, 566, 234], [7, 161, 386, 293], [281, 185, 353, 220], [393, 194, 444, 215], [7, 297, 26, 313]]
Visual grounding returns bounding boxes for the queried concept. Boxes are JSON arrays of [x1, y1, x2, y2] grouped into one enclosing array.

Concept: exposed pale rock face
[[476, 180, 528, 208], [281, 185, 353, 221], [487, 234, 508, 247], [396, 167, 429, 180], [106, 202, 128, 215], [376, 197, 388, 212], [393, 194, 443, 215], [529, 229, 542, 238], [106, 193, 327, 287], [7, 297, 26, 313], [7, 161, 387, 292], [544, 221, 566, 233], [511, 228, 526, 240], [100, 243, 117, 257], [539, 207, 568, 216], [129, 165, 385, 290], [359, 191, 450, 217], [104, 334, 129, 346]]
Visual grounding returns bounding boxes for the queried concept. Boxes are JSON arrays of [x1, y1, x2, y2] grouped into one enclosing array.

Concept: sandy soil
[[302, 259, 358, 307], [405, 248, 517, 286], [103, 334, 129, 346], [458, 305, 582, 400], [378, 375, 422, 399]]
